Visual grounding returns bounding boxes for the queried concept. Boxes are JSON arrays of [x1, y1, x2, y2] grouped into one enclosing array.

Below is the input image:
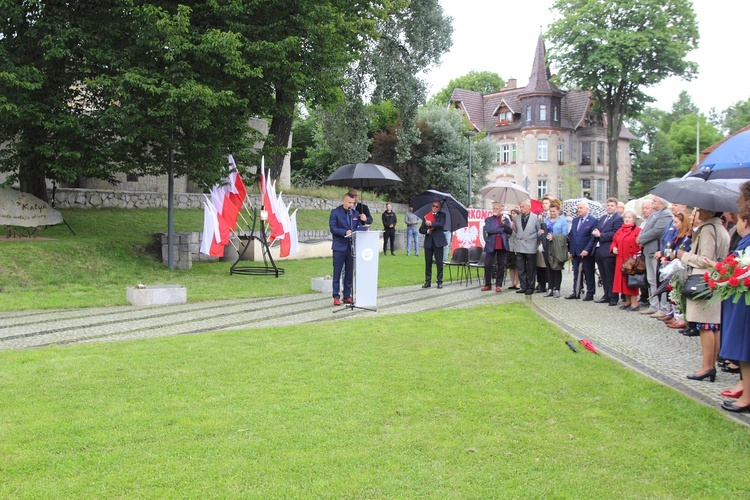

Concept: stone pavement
[[1, 267, 747, 425]]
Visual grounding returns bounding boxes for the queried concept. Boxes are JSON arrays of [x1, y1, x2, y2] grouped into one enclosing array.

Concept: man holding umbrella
[[348, 189, 373, 225], [419, 200, 448, 289]]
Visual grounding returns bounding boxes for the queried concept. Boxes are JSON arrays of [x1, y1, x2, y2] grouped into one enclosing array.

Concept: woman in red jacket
[[611, 210, 642, 311]]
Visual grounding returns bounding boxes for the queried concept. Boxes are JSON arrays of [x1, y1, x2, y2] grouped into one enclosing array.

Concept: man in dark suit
[[593, 197, 624, 305], [329, 193, 367, 306], [482, 203, 512, 292], [419, 200, 447, 289], [566, 201, 598, 300]]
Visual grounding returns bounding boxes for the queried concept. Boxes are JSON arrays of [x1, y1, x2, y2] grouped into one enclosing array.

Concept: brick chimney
[[507, 78, 517, 89]]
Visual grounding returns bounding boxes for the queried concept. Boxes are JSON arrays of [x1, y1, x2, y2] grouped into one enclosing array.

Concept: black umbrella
[[650, 177, 739, 213], [323, 163, 402, 189], [411, 189, 469, 232]]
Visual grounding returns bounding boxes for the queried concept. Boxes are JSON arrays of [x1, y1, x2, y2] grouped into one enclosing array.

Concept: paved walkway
[[2, 267, 747, 425]]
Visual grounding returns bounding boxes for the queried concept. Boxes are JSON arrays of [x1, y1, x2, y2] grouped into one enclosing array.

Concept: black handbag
[[682, 224, 718, 300], [683, 274, 711, 300], [626, 272, 647, 289]]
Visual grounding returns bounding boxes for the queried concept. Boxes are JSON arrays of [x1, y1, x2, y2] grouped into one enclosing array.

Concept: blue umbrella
[[689, 129, 750, 180]]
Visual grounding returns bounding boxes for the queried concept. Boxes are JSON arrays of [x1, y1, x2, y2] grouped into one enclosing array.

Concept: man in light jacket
[[512, 200, 542, 295], [636, 196, 673, 316]]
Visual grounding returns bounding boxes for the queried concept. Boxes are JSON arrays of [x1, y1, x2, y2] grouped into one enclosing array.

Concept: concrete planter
[[126, 285, 187, 307], [311, 277, 333, 294]]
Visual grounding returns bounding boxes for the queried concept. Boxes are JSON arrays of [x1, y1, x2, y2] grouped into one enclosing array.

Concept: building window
[[553, 105, 559, 122], [127, 174, 139, 182], [537, 180, 548, 199], [537, 139, 548, 161], [581, 179, 591, 199], [496, 145, 502, 163], [557, 183, 563, 199], [501, 143, 517, 163], [581, 141, 591, 165], [596, 179, 607, 201], [557, 144, 564, 163], [596, 142, 604, 165], [526, 105, 532, 121], [539, 105, 547, 121]]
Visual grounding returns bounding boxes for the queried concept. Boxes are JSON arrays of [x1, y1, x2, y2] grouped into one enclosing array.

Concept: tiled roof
[[449, 88, 483, 130]]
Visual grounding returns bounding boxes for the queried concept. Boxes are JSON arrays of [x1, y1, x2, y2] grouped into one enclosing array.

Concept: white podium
[[352, 230, 382, 309]]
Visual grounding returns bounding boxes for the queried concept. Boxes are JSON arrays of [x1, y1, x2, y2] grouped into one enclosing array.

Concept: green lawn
[[0, 208, 421, 310], [2, 304, 749, 497]]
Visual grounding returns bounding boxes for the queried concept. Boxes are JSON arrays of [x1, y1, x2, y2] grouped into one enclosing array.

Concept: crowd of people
[[329, 184, 750, 413]]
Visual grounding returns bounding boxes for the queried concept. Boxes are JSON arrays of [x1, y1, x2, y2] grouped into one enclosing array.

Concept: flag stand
[[230, 206, 284, 277]]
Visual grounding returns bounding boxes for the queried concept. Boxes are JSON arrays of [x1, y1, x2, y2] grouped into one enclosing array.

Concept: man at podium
[[329, 192, 367, 306]]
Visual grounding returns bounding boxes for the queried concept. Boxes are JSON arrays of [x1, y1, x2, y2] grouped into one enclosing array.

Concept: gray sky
[[423, 0, 749, 115]]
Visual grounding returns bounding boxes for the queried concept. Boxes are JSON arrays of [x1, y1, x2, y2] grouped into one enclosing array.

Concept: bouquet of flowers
[[701, 249, 750, 305], [660, 259, 688, 314]]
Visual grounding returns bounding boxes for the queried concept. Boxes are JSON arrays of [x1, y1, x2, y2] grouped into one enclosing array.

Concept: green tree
[[630, 130, 677, 197], [0, 1, 126, 200], [559, 162, 582, 200], [547, 0, 699, 198], [721, 98, 750, 135], [427, 71, 505, 107], [95, 3, 261, 188], [372, 106, 493, 204], [667, 113, 722, 175]]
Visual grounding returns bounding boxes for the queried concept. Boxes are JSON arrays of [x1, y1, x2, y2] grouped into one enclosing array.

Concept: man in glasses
[[419, 200, 447, 288]]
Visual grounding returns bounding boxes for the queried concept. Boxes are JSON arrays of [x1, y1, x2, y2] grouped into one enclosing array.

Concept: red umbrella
[[579, 339, 599, 354]]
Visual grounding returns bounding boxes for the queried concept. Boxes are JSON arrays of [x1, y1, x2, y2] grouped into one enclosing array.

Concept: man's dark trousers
[[383, 227, 395, 253], [572, 254, 595, 297], [485, 249, 508, 287], [332, 249, 353, 299], [516, 252, 536, 292], [594, 248, 617, 302], [424, 244, 444, 284]]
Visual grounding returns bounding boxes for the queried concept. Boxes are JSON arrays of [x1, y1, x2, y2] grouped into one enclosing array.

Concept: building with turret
[[449, 34, 634, 203]]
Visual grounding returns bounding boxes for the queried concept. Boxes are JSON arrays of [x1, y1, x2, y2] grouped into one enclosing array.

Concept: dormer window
[[495, 108, 513, 126]]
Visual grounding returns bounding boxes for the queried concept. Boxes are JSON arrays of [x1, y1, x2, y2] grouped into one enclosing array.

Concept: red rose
[[666, 284, 673, 291], [703, 272, 711, 281], [725, 256, 738, 266], [716, 264, 725, 275], [708, 280, 717, 289], [744, 277, 750, 287], [729, 277, 740, 287], [734, 267, 745, 277]]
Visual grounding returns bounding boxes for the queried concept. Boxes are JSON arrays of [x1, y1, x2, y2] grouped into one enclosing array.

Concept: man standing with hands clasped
[[419, 200, 447, 289], [329, 193, 367, 306], [512, 200, 542, 295], [482, 203, 512, 292], [567, 201, 598, 300], [381, 203, 397, 255]]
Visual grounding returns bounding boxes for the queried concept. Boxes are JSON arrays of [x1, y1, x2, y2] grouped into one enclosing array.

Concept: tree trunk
[[18, 162, 49, 203], [606, 110, 624, 199], [266, 90, 295, 181]]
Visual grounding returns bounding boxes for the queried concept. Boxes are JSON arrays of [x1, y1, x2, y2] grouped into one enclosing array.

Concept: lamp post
[[464, 131, 477, 206]]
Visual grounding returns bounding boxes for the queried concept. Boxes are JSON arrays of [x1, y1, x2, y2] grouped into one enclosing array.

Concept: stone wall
[[50, 187, 407, 215]]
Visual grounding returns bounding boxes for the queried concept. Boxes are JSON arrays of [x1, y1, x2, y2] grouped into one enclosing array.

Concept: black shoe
[[609, 301, 619, 307], [680, 328, 699, 337], [686, 368, 716, 382], [582, 295, 594, 302], [594, 297, 608, 303], [722, 401, 750, 413], [525, 291, 534, 295], [565, 293, 579, 300], [508, 286, 519, 290], [421, 283, 431, 288], [437, 283, 443, 289], [535, 288, 547, 294], [722, 364, 741, 374], [516, 289, 526, 294], [619, 304, 630, 310], [391, 252, 395, 256]]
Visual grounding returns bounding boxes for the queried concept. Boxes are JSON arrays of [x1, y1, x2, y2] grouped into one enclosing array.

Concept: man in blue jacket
[[566, 201, 598, 300], [482, 203, 512, 292], [329, 193, 367, 306]]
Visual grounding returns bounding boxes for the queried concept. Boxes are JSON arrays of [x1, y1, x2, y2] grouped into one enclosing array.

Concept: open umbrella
[[323, 163, 402, 189], [411, 189, 468, 232], [479, 181, 531, 206], [688, 129, 750, 180], [562, 198, 605, 219], [650, 177, 739, 213]]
